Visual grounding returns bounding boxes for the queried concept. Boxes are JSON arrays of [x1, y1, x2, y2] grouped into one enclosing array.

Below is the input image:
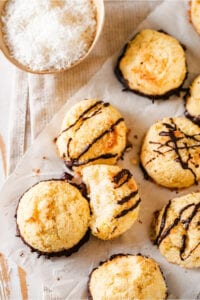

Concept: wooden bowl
[[0, 0, 104, 74]]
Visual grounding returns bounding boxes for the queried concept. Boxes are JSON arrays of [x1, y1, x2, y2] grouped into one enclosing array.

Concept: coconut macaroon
[[140, 117, 200, 188], [82, 165, 141, 240], [56, 99, 128, 173], [88, 254, 167, 300], [115, 29, 187, 100], [16, 180, 90, 256], [151, 193, 200, 268], [191, 0, 200, 35], [185, 75, 200, 125]]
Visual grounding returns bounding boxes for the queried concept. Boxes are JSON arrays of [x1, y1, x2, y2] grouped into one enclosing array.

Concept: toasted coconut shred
[[1, 0, 97, 71]]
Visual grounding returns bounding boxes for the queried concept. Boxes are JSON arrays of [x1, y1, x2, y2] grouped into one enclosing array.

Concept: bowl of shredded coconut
[[0, 0, 104, 74]]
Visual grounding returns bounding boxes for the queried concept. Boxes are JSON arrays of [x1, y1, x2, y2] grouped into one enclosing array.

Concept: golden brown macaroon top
[[88, 254, 167, 300], [115, 29, 187, 99], [17, 180, 90, 254]]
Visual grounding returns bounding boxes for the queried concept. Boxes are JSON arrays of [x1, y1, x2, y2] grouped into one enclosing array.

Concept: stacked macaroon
[[17, 99, 141, 257]]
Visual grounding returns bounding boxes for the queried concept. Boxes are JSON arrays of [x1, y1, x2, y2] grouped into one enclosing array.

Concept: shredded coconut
[[1, 0, 97, 71]]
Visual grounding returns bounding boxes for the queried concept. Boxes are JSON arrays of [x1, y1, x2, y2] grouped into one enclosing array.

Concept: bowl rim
[[0, 0, 105, 74]]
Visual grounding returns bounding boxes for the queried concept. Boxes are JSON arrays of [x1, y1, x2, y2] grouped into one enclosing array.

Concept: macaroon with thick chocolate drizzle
[[82, 164, 141, 240], [185, 74, 200, 126], [88, 253, 167, 300], [140, 116, 200, 188], [115, 29, 187, 100], [151, 192, 200, 268], [16, 180, 90, 257], [56, 99, 129, 173]]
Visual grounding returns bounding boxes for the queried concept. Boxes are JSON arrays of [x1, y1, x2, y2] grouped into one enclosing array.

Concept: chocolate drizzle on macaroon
[[56, 99, 128, 171], [65, 117, 124, 169], [115, 198, 141, 219], [112, 169, 132, 188], [117, 190, 139, 205], [82, 165, 141, 240], [152, 196, 200, 263], [65, 153, 118, 169], [185, 109, 200, 126], [141, 117, 200, 188], [151, 118, 200, 184], [58, 101, 107, 137]]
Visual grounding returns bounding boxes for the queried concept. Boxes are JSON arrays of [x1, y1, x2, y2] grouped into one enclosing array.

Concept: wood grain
[[0, 134, 7, 177], [0, 253, 10, 297], [18, 266, 28, 300]]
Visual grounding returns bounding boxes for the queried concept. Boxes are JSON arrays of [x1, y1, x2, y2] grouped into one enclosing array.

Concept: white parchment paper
[[0, 0, 200, 299]]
